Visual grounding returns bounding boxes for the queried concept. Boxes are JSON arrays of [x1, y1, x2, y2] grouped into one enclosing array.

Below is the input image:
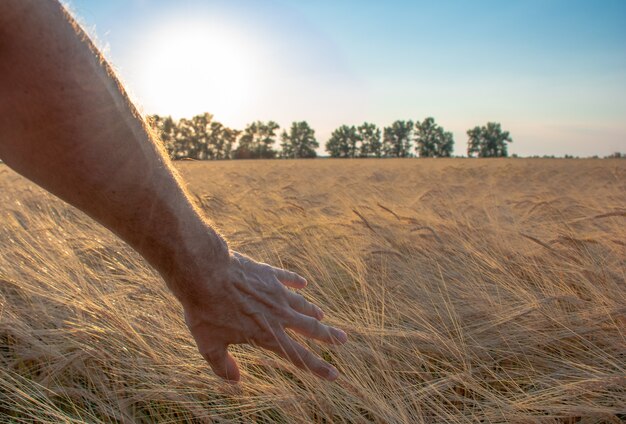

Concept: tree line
[[148, 113, 513, 160]]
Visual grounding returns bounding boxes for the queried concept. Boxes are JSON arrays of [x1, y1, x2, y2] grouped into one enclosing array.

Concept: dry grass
[[1, 158, 624, 423]]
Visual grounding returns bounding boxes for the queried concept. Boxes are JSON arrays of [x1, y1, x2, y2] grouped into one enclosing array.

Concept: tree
[[148, 114, 191, 160], [280, 121, 318, 158], [357, 122, 382, 157], [234, 121, 280, 159], [189, 113, 214, 160], [467, 122, 513, 157], [221, 127, 239, 159], [205, 121, 239, 159], [148, 114, 177, 158], [414, 117, 454, 157], [325, 125, 360, 158], [383, 120, 414, 157], [174, 117, 197, 159], [148, 113, 236, 160]]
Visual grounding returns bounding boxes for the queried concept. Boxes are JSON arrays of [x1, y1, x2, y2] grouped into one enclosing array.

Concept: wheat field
[[0, 159, 624, 423]]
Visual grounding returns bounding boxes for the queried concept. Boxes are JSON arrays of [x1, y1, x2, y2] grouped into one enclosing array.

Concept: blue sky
[[66, 0, 626, 156]]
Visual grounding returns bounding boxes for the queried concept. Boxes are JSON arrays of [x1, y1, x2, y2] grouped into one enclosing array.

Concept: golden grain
[[0, 158, 624, 423]]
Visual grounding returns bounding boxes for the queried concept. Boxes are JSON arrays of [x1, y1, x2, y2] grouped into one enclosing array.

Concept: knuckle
[[304, 301, 318, 316], [255, 329, 280, 347], [294, 294, 308, 308], [263, 264, 278, 277], [290, 293, 308, 311], [277, 305, 296, 321], [301, 350, 321, 370], [261, 277, 283, 294], [289, 352, 307, 368], [267, 280, 281, 294], [305, 316, 323, 332], [314, 322, 334, 341], [251, 311, 275, 333], [270, 264, 285, 274]]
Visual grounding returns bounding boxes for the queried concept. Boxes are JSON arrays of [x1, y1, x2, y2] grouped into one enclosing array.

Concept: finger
[[202, 346, 241, 383], [287, 292, 324, 320], [266, 331, 339, 381], [271, 266, 307, 289], [288, 314, 348, 345]]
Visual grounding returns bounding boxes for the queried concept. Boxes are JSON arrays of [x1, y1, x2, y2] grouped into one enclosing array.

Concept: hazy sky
[[66, 0, 626, 156]]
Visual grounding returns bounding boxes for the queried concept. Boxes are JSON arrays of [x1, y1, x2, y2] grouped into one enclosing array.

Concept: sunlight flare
[[128, 18, 257, 123]]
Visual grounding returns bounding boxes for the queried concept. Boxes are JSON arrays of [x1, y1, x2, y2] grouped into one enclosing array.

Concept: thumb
[[203, 347, 241, 383]]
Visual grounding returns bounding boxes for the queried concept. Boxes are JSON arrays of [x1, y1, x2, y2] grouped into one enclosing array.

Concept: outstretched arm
[[0, 0, 346, 382]]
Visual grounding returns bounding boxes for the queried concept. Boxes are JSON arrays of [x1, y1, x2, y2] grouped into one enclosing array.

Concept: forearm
[[0, 0, 228, 300]]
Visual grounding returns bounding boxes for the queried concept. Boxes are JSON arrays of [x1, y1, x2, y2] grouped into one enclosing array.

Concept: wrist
[[161, 219, 230, 305]]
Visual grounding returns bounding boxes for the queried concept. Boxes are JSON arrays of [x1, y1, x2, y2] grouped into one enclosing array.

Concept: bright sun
[[127, 19, 256, 125]]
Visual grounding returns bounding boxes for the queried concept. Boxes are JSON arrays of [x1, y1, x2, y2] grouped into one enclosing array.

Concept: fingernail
[[316, 307, 325, 320], [334, 329, 348, 343], [327, 367, 339, 381]]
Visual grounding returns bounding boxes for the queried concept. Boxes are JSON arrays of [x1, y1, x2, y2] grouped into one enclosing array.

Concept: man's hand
[[182, 252, 347, 382], [0, 0, 348, 383]]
